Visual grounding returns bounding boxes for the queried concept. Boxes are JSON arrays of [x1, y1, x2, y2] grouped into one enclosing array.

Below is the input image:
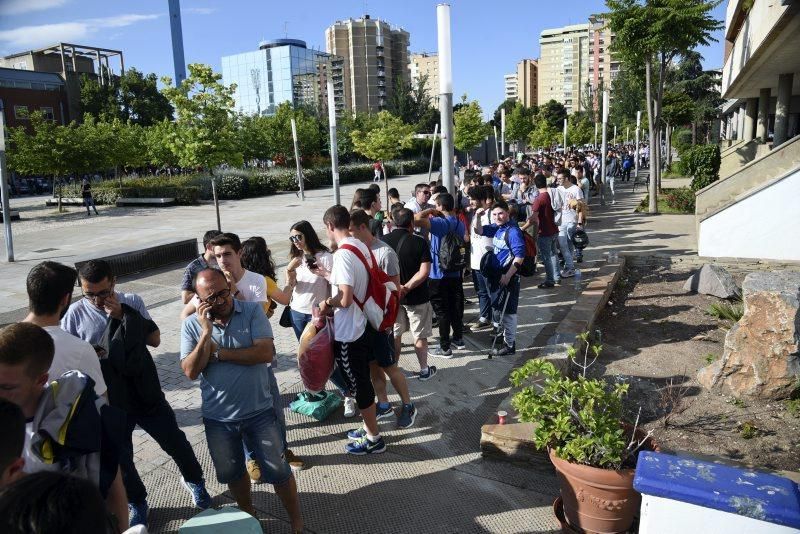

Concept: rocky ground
[[591, 264, 800, 472]]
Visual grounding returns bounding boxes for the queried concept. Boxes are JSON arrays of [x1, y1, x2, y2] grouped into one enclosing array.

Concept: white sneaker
[[343, 396, 357, 418], [560, 269, 575, 278]]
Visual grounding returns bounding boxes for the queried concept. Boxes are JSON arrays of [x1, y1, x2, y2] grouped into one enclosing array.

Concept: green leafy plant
[[510, 337, 652, 469], [708, 301, 744, 322], [678, 144, 721, 191], [785, 399, 800, 417], [664, 187, 696, 213], [739, 420, 760, 439], [704, 354, 716, 364]]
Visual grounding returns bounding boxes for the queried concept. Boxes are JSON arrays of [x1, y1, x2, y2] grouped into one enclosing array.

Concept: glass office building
[[221, 39, 344, 116]]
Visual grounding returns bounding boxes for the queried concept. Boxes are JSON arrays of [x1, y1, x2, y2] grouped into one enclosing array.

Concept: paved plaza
[[1, 173, 695, 532]]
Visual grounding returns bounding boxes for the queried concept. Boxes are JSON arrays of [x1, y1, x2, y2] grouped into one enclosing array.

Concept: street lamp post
[[326, 78, 340, 206], [437, 4, 455, 195], [291, 118, 304, 201], [600, 90, 609, 206], [635, 110, 641, 179], [500, 107, 506, 158], [563, 118, 568, 153], [0, 102, 14, 262]]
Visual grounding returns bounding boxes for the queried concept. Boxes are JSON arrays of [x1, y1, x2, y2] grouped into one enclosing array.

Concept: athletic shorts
[[369, 330, 397, 368]]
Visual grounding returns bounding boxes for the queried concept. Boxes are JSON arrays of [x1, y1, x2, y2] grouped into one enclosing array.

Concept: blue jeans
[[471, 269, 492, 322], [537, 235, 560, 284], [204, 408, 292, 485], [290, 308, 349, 395], [558, 223, 577, 271]]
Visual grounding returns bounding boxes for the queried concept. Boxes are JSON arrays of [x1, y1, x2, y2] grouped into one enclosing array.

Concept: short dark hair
[[568, 174, 578, 185], [323, 205, 350, 230], [491, 200, 510, 212], [432, 185, 447, 195], [557, 168, 571, 179], [209, 232, 241, 252], [534, 173, 548, 188], [0, 472, 110, 534], [388, 187, 399, 199], [468, 186, 488, 202], [349, 209, 372, 229], [202, 230, 223, 249], [414, 183, 429, 194], [0, 323, 54, 378], [367, 183, 380, 193], [0, 399, 24, 477], [435, 193, 455, 212], [26, 262, 77, 316], [77, 260, 113, 284], [391, 207, 413, 228], [359, 189, 379, 210]]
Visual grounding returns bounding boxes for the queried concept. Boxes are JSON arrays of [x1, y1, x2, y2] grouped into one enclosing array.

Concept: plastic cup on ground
[[497, 411, 507, 425]]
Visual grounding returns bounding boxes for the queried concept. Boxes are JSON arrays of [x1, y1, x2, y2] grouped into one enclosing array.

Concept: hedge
[[664, 187, 696, 213], [677, 144, 721, 191], [61, 159, 428, 205]]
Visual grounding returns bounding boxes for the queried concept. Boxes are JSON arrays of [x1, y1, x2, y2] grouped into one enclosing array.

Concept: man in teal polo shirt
[[180, 269, 302, 531]]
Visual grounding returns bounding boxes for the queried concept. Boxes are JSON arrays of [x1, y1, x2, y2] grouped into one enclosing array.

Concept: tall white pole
[[600, 90, 609, 206], [0, 102, 14, 261], [493, 126, 500, 161], [563, 118, 568, 152], [613, 124, 617, 145], [635, 110, 641, 179], [326, 79, 340, 206], [437, 4, 455, 195], [291, 118, 304, 201], [594, 122, 598, 148], [428, 123, 439, 182], [500, 107, 506, 157]]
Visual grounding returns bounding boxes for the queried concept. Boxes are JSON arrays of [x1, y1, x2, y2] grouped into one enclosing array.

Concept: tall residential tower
[[325, 15, 410, 113]]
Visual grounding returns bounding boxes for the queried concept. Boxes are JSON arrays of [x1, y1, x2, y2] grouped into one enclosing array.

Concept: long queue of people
[[0, 147, 624, 533]]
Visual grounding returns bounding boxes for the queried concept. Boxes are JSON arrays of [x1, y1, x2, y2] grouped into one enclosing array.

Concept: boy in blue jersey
[[473, 200, 527, 356]]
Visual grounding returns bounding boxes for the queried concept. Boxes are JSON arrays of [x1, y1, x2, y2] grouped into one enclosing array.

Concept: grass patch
[[635, 191, 694, 214], [708, 301, 744, 322], [786, 399, 800, 417], [704, 354, 716, 364]]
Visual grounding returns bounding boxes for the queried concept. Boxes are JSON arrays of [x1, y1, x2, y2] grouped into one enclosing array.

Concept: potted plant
[[510, 333, 654, 534]]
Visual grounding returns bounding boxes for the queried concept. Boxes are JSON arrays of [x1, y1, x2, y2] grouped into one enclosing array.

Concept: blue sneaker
[[346, 436, 387, 455], [347, 427, 367, 440], [128, 501, 148, 527], [397, 404, 417, 429], [376, 403, 394, 420], [181, 477, 212, 509]]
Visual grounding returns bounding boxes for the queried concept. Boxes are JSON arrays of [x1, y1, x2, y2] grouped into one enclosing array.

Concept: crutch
[[488, 287, 512, 360]]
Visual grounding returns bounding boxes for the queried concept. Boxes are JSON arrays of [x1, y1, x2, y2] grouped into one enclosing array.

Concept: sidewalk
[[1, 171, 698, 532]]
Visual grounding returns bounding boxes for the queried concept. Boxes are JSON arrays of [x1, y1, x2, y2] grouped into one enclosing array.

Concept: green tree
[[491, 98, 519, 128], [388, 75, 438, 131], [609, 68, 645, 128], [118, 68, 174, 125], [504, 103, 536, 144], [528, 120, 561, 150], [145, 120, 179, 168], [537, 99, 568, 130], [160, 63, 243, 173], [605, 0, 723, 213], [453, 100, 489, 153], [262, 102, 324, 164], [80, 74, 118, 120], [568, 112, 595, 146], [669, 50, 723, 144]]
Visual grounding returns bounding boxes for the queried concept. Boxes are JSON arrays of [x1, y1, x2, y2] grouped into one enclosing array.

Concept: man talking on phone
[[61, 260, 210, 527]]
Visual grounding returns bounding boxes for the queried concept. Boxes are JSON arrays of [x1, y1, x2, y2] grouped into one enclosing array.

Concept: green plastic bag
[[289, 391, 342, 422]]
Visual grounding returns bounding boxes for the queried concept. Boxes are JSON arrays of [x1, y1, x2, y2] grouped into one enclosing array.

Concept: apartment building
[[516, 59, 538, 108], [409, 52, 439, 107], [504, 73, 518, 102], [325, 15, 410, 113]]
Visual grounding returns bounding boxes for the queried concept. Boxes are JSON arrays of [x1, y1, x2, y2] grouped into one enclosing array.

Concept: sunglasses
[[289, 234, 304, 243], [83, 288, 113, 301], [421, 191, 431, 196]]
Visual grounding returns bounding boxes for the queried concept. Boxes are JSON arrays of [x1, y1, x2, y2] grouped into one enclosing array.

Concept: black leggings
[[333, 326, 375, 410]]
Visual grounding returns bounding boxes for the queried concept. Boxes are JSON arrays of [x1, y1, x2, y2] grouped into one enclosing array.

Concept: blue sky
[[0, 0, 726, 118]]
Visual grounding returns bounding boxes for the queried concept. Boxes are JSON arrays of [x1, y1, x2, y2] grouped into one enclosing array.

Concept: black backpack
[[438, 218, 467, 272]]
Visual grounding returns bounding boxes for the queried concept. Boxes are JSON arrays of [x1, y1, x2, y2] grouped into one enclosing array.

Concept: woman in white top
[[286, 220, 351, 401]]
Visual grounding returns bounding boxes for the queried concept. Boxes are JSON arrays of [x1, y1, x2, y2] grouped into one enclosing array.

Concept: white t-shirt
[[560, 184, 584, 226], [369, 239, 400, 277], [330, 237, 370, 343], [470, 210, 493, 270], [291, 251, 333, 314], [236, 269, 267, 302], [44, 326, 107, 397]]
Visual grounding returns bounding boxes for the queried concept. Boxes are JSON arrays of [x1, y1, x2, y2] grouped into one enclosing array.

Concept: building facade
[[221, 39, 344, 117], [538, 18, 618, 115], [409, 52, 439, 107], [0, 67, 68, 128], [0, 43, 124, 122], [516, 59, 538, 108], [325, 15, 410, 113], [504, 73, 518, 102]]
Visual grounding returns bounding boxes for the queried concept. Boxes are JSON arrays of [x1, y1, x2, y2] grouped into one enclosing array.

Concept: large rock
[[698, 270, 800, 400], [683, 264, 741, 299]]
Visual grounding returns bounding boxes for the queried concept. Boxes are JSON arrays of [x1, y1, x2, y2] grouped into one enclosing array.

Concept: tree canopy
[[80, 67, 173, 125], [453, 100, 489, 153], [350, 111, 415, 162]]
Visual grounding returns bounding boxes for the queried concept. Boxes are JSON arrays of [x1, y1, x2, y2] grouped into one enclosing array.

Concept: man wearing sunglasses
[[404, 183, 433, 239], [62, 260, 210, 528]]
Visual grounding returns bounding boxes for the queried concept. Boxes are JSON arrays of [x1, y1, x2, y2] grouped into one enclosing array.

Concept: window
[[40, 107, 55, 120], [14, 105, 29, 119]]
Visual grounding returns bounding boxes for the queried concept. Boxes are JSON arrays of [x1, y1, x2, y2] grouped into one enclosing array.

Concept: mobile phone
[[305, 253, 318, 270]]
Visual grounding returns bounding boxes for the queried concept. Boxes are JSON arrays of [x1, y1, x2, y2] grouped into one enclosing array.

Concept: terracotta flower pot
[[549, 449, 639, 534]]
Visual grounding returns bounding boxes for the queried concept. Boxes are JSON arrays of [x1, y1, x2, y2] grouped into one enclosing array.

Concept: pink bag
[[296, 308, 335, 393]]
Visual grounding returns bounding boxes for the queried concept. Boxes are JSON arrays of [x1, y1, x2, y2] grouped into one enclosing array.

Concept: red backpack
[[339, 244, 399, 333]]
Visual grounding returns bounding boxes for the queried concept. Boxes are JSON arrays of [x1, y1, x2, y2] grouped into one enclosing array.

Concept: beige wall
[[516, 59, 538, 107], [410, 52, 439, 107], [538, 23, 590, 113]]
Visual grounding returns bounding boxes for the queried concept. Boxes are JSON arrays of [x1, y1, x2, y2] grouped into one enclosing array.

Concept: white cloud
[[184, 7, 216, 15], [0, 0, 67, 16], [0, 13, 160, 50]]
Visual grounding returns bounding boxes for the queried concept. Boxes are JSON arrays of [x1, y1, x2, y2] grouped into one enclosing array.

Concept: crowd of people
[[0, 146, 640, 533]]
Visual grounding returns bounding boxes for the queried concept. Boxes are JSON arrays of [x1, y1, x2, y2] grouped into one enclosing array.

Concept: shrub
[[678, 144, 721, 191], [664, 187, 696, 213], [217, 175, 247, 200], [672, 127, 693, 155], [707, 301, 744, 322]]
